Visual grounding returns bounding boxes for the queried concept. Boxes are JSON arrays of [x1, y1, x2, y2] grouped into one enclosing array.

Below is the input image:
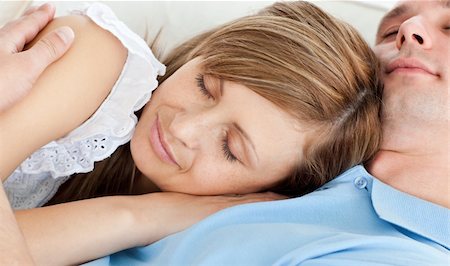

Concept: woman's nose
[[396, 17, 432, 50], [168, 109, 217, 149]]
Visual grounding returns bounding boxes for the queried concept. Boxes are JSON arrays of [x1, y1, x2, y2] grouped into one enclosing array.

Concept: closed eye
[[383, 29, 398, 39], [222, 132, 238, 163], [195, 74, 238, 163], [195, 74, 214, 100]]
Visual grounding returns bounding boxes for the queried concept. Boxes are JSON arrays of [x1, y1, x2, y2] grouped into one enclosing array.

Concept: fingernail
[[56, 26, 75, 45]]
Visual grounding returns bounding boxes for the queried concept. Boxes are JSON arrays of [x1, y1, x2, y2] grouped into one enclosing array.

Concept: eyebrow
[[378, 0, 450, 35], [382, 5, 408, 23], [232, 122, 258, 164], [443, 0, 450, 8], [377, 4, 409, 38], [219, 78, 224, 96]]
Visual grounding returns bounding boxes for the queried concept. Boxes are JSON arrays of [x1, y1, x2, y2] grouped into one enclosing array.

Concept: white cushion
[[0, 1, 32, 26], [1, 1, 391, 51]]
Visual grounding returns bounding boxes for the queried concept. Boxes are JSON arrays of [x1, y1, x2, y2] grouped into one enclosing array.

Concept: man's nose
[[396, 17, 432, 50], [169, 109, 218, 149]]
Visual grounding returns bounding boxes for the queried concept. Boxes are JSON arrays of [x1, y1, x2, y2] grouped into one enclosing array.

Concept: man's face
[[374, 0, 449, 126]]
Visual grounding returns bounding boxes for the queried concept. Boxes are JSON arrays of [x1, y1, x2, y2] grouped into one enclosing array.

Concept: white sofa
[[1, 1, 393, 58]]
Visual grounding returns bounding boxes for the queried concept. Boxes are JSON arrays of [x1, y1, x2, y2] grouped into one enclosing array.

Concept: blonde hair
[[47, 1, 382, 204]]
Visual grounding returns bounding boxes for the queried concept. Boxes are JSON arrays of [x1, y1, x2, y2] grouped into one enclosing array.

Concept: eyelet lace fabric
[[4, 3, 165, 210]]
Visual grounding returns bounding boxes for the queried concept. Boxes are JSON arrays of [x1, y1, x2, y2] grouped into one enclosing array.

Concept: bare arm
[[0, 4, 76, 265], [0, 185, 34, 265], [16, 195, 139, 266], [2, 14, 285, 266], [0, 13, 125, 264], [16, 192, 282, 266], [0, 14, 127, 180]]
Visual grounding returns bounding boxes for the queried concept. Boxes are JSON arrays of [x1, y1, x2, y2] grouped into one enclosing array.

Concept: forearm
[[0, 184, 34, 265], [16, 195, 145, 266], [15, 191, 281, 265]]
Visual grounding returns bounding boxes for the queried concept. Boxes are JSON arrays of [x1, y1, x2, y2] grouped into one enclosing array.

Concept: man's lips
[[386, 58, 437, 76], [150, 115, 179, 167]]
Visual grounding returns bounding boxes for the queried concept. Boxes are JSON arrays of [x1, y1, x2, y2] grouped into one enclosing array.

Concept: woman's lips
[[150, 115, 179, 166]]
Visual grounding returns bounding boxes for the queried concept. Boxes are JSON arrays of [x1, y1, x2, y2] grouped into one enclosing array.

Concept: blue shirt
[[85, 165, 449, 265]]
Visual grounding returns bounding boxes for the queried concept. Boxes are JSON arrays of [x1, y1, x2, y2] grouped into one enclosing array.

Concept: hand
[[0, 4, 74, 264], [132, 192, 286, 246], [0, 3, 74, 112]]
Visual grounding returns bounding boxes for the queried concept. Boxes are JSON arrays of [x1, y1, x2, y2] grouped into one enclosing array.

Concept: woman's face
[[131, 57, 308, 195]]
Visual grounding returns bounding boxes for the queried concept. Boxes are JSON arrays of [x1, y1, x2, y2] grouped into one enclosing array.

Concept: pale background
[[1, 0, 396, 57]]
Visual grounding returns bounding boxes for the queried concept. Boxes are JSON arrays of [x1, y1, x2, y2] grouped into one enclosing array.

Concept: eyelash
[[195, 74, 214, 100], [383, 29, 398, 38], [195, 74, 238, 163], [383, 25, 450, 40], [222, 133, 238, 163]]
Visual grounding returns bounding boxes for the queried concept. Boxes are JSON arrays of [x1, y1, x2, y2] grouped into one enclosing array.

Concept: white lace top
[[4, 3, 166, 210]]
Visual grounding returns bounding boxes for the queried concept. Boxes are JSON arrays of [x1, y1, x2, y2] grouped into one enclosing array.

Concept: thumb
[[24, 26, 74, 75]]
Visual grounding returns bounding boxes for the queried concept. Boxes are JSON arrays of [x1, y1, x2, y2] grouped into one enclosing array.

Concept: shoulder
[[29, 14, 128, 62], [25, 14, 128, 140], [0, 14, 128, 179], [28, 14, 128, 103]]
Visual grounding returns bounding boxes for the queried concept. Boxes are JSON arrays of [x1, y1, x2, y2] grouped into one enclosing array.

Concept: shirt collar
[[370, 173, 450, 250]]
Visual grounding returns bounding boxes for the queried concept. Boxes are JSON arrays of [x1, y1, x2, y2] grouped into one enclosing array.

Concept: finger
[[22, 3, 55, 17], [20, 26, 74, 81], [0, 3, 56, 53], [21, 6, 39, 17]]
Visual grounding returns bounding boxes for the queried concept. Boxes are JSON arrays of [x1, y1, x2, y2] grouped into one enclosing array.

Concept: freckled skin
[[131, 57, 307, 195]]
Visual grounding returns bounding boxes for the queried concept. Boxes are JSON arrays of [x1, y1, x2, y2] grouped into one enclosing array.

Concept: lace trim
[[4, 172, 69, 210], [15, 2, 165, 179], [18, 134, 123, 177], [5, 3, 165, 209]]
